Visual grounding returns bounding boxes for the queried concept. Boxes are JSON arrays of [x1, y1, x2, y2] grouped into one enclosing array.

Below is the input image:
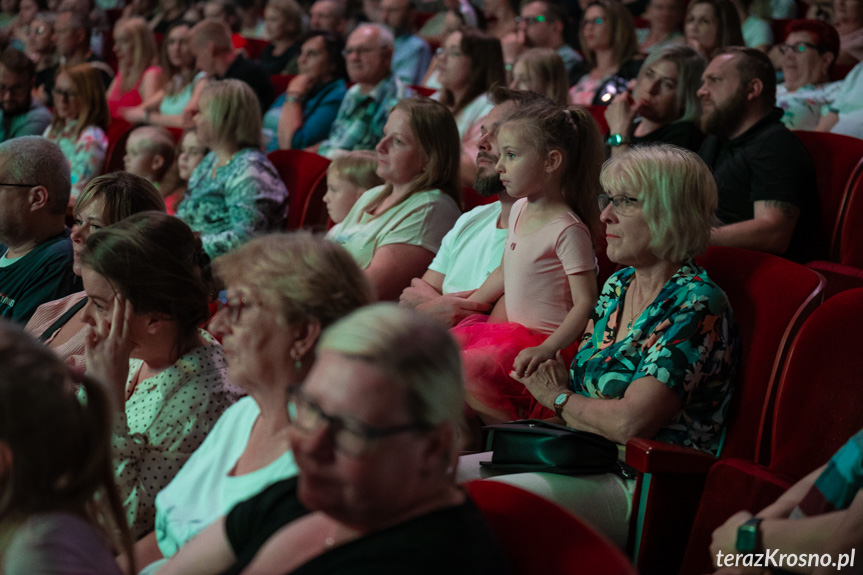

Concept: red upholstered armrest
[[625, 438, 717, 475]]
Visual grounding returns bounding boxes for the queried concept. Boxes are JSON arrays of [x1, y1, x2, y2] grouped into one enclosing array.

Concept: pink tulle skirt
[[453, 314, 560, 421]]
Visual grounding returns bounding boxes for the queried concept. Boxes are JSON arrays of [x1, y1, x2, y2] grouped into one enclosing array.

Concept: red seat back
[[793, 131, 863, 261], [585, 104, 609, 135], [268, 149, 331, 230], [409, 84, 436, 98], [465, 480, 637, 575], [695, 247, 824, 462], [837, 159, 863, 268]]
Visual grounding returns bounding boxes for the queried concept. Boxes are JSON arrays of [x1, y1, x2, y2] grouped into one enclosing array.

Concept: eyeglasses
[[342, 45, 384, 57], [52, 88, 78, 100], [28, 24, 49, 35], [0, 84, 29, 97], [220, 295, 262, 324], [287, 389, 430, 457], [778, 41, 823, 55], [435, 47, 464, 59], [515, 14, 552, 25], [598, 193, 641, 215], [581, 16, 604, 27], [0, 182, 37, 188]]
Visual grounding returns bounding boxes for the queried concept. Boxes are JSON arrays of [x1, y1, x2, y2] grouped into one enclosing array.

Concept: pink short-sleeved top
[[503, 197, 596, 334]]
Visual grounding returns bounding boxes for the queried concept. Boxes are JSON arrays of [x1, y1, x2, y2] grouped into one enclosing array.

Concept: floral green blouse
[[43, 120, 108, 199], [571, 261, 739, 454]]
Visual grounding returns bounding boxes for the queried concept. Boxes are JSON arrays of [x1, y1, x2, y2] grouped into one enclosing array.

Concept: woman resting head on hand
[[0, 322, 132, 575], [80, 211, 239, 539], [159, 304, 511, 575]]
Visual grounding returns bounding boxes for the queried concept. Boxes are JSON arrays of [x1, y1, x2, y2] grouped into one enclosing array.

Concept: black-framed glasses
[[598, 193, 641, 215], [515, 14, 552, 25], [287, 389, 431, 457], [581, 16, 604, 27], [778, 41, 822, 55], [220, 296, 261, 324], [52, 88, 78, 100], [0, 182, 37, 188], [435, 47, 464, 59]]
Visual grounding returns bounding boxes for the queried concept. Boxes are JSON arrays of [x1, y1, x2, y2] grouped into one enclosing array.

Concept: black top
[[631, 120, 704, 152], [223, 477, 512, 575], [698, 108, 817, 260], [258, 42, 301, 76], [223, 54, 275, 114]]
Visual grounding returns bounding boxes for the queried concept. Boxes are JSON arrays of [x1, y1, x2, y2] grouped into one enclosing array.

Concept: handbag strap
[[37, 297, 88, 343]]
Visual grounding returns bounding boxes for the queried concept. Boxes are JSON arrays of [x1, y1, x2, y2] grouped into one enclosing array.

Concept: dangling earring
[[291, 349, 302, 371]]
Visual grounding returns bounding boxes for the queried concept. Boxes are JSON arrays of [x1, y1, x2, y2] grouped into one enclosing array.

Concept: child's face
[[124, 132, 159, 180], [178, 132, 206, 181], [323, 174, 363, 223], [495, 124, 548, 200]]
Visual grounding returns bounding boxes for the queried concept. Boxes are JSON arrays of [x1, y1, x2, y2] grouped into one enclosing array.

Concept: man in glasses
[[0, 137, 79, 323], [0, 48, 52, 143], [698, 47, 815, 261], [504, 1, 582, 83]]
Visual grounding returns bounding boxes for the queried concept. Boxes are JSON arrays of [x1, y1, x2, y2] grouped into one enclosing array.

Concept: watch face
[[736, 523, 758, 552], [554, 393, 569, 406]]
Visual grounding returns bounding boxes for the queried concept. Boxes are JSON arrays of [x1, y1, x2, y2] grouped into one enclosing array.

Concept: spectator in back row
[[0, 48, 52, 143], [316, 23, 411, 158], [0, 137, 79, 324], [505, 0, 583, 84], [258, 0, 304, 75], [106, 17, 163, 119], [699, 47, 816, 260], [381, 0, 432, 85], [189, 18, 274, 113], [309, 0, 348, 38]]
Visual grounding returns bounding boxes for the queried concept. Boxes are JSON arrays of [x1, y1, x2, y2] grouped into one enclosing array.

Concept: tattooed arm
[[709, 200, 801, 255]]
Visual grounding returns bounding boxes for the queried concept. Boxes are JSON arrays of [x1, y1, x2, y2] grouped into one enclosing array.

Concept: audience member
[[816, 58, 863, 137], [684, 0, 744, 58], [436, 27, 506, 186], [418, 0, 478, 45], [400, 88, 540, 327], [43, 63, 109, 199], [0, 0, 17, 28], [122, 0, 159, 22], [507, 0, 583, 84], [81, 211, 240, 538], [328, 97, 462, 300], [483, 0, 519, 39], [155, 304, 511, 575], [454, 101, 602, 425], [510, 47, 570, 105], [28, 12, 58, 101], [189, 18, 275, 113], [710, 427, 863, 573], [604, 44, 706, 156], [123, 126, 177, 189], [150, 0, 189, 34], [0, 322, 131, 575], [0, 48, 52, 142], [23, 173, 166, 370], [237, 0, 266, 38], [637, 0, 686, 53], [309, 0, 348, 38], [316, 23, 410, 158], [834, 0, 863, 64], [381, 0, 432, 85], [123, 21, 200, 127], [777, 19, 842, 130], [264, 31, 348, 152], [698, 47, 815, 258], [258, 0, 304, 75], [45, 9, 114, 104], [323, 150, 384, 230], [106, 17, 164, 118], [6, 0, 45, 52], [128, 232, 373, 575], [0, 137, 78, 324], [569, 0, 643, 106], [176, 79, 289, 258], [162, 127, 208, 214], [734, 0, 774, 50], [460, 145, 738, 550], [202, 0, 240, 32]]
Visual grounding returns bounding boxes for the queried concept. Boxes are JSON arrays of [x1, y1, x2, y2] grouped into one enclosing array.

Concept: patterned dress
[[176, 149, 289, 259], [572, 261, 739, 454], [43, 120, 108, 199]]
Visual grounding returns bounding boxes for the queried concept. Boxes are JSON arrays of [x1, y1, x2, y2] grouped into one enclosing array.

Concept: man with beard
[[0, 48, 52, 143], [698, 47, 815, 258], [504, 1, 582, 82], [399, 88, 543, 327]]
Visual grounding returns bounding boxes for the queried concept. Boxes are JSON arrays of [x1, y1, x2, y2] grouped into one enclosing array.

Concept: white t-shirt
[[428, 202, 508, 294], [152, 397, 298, 560]]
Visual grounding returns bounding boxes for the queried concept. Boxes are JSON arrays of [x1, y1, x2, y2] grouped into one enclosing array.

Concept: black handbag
[[479, 419, 622, 476]]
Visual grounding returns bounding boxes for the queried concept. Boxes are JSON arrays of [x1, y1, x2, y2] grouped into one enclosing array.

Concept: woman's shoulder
[[79, 124, 108, 143], [668, 260, 733, 311]]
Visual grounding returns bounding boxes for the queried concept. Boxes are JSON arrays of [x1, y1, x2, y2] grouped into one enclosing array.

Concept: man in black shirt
[[698, 47, 815, 258]]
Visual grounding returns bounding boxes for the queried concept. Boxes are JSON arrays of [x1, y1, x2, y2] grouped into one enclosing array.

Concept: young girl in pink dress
[[454, 102, 606, 424]]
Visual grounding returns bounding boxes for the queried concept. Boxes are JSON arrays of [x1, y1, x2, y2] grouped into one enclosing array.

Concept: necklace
[[626, 279, 655, 330]]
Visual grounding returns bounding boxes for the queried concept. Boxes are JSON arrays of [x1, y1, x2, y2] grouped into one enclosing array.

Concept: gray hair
[[0, 137, 71, 214], [355, 22, 395, 50]]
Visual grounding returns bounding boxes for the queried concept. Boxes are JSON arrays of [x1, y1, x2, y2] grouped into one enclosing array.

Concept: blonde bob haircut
[[317, 303, 466, 441], [75, 171, 166, 227], [512, 48, 570, 107], [600, 144, 718, 263], [113, 17, 158, 84], [47, 63, 109, 140], [214, 231, 374, 329], [579, 0, 638, 70], [199, 79, 263, 150], [377, 97, 461, 209]]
